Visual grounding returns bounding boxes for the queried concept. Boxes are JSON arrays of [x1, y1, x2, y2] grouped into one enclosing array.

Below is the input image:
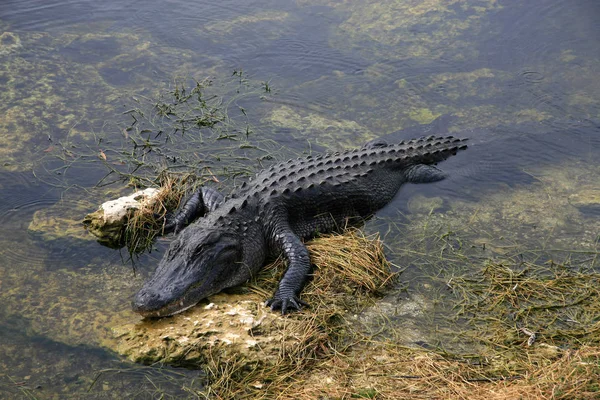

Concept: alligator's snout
[[132, 288, 163, 317], [132, 227, 249, 318]]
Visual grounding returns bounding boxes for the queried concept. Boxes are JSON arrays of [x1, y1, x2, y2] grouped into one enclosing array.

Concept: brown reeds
[[123, 173, 201, 254], [200, 229, 396, 399], [198, 234, 600, 399]]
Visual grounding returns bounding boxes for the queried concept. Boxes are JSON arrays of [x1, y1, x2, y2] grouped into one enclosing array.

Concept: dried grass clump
[[485, 346, 600, 399], [451, 262, 600, 362], [202, 229, 396, 399], [124, 173, 201, 254], [278, 343, 600, 399], [249, 228, 396, 316], [308, 231, 397, 294]]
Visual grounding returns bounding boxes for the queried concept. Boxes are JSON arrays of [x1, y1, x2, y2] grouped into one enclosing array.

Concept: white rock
[[101, 188, 160, 224]]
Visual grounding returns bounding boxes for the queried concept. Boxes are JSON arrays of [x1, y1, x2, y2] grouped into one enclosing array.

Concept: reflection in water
[[0, 0, 599, 396]]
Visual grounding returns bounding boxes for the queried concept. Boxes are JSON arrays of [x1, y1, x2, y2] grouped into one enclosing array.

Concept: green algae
[[279, 1, 598, 132], [204, 10, 290, 37], [401, 160, 600, 254], [264, 105, 374, 149], [408, 107, 440, 124], [280, 63, 535, 135], [425, 68, 500, 101], [300, 0, 501, 61], [0, 262, 140, 350], [0, 31, 124, 171], [28, 191, 104, 242], [0, 27, 228, 172], [0, 31, 21, 55]]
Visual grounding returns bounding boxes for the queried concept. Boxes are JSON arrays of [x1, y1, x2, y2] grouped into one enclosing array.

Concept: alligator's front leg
[[164, 186, 224, 233], [266, 220, 311, 314]]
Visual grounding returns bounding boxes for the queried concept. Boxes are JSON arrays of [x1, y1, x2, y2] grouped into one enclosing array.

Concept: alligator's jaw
[[133, 224, 256, 318], [132, 266, 225, 318], [135, 298, 199, 318]]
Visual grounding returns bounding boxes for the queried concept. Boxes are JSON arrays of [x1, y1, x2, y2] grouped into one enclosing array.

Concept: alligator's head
[[132, 225, 244, 318]]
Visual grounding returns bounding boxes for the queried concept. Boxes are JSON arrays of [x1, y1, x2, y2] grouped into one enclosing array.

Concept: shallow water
[[1, 0, 599, 397]]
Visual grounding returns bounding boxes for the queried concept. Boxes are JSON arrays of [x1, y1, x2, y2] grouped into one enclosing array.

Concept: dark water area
[[1, 0, 599, 397]]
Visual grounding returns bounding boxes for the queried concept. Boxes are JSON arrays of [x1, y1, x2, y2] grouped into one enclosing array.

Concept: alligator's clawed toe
[[266, 293, 308, 315]]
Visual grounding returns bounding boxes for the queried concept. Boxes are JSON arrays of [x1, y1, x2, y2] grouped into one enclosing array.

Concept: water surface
[[0, 0, 599, 397]]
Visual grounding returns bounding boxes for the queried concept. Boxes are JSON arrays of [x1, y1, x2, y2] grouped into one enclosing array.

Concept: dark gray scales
[[133, 136, 468, 317]]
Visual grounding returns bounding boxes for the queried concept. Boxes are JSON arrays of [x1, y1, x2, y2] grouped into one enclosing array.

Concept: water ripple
[[0, 172, 121, 272]]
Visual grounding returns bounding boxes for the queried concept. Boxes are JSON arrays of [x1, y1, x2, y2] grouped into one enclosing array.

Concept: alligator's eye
[[205, 230, 222, 245], [166, 238, 184, 260]]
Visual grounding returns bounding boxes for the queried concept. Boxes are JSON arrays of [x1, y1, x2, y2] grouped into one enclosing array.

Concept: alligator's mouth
[[134, 295, 198, 319], [133, 279, 213, 318], [133, 226, 245, 318]]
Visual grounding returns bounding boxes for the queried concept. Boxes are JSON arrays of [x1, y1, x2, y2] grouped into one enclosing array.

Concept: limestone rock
[[83, 188, 159, 248], [113, 292, 308, 368]]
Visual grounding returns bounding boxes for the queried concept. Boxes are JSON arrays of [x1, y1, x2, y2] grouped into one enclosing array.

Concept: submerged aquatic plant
[[76, 74, 290, 255], [97, 76, 278, 189]]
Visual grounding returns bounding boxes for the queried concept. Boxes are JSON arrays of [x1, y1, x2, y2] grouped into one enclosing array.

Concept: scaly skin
[[132, 136, 468, 317]]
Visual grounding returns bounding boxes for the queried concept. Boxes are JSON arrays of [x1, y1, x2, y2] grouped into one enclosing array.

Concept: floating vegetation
[[94, 75, 282, 189], [264, 105, 374, 150]]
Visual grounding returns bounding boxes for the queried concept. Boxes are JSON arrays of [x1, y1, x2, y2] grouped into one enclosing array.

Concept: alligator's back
[[247, 135, 468, 238]]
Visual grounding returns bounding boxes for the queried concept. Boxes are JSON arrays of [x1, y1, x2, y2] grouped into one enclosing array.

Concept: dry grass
[[276, 343, 600, 400], [450, 262, 600, 369], [196, 234, 600, 399], [124, 173, 202, 254]]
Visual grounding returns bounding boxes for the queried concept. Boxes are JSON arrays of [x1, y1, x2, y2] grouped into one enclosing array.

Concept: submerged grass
[[453, 262, 600, 351]]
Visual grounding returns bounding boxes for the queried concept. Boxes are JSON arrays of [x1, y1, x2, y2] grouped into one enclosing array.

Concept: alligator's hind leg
[[404, 164, 447, 183], [164, 186, 224, 233], [362, 138, 388, 149]]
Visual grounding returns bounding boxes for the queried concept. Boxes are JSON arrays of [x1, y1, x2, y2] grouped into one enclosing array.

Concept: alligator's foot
[[266, 291, 309, 315]]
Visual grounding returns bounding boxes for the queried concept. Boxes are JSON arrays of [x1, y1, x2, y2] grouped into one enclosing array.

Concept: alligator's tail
[[391, 135, 468, 165], [366, 136, 467, 183]]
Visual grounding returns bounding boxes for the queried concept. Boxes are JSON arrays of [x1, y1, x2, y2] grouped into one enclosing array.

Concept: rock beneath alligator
[[108, 228, 395, 372], [112, 292, 313, 368], [83, 188, 160, 248]]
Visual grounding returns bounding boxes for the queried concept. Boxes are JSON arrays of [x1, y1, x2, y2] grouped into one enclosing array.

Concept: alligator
[[132, 136, 468, 317]]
